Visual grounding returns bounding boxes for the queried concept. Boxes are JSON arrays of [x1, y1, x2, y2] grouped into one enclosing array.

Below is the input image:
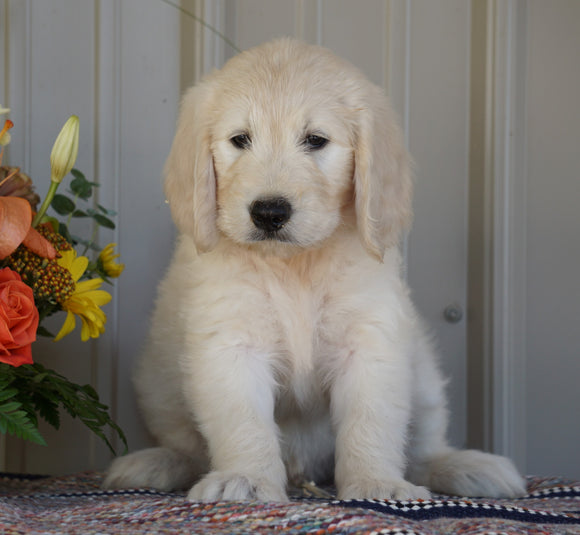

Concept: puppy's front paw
[[338, 478, 431, 501], [187, 471, 288, 502]]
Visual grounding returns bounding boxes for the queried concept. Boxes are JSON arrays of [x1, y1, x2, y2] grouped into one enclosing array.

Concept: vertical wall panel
[[4, 1, 31, 175], [0, 1, 6, 109], [404, 0, 470, 448], [226, 0, 297, 50], [91, 0, 123, 469], [524, 0, 580, 478], [113, 0, 182, 455], [321, 0, 388, 87]]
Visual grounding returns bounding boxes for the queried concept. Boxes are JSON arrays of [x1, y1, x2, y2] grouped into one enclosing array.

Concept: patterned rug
[[1, 472, 580, 534]]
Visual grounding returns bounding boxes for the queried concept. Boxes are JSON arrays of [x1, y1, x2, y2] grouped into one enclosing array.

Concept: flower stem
[[32, 181, 59, 227], [81, 225, 99, 257], [66, 192, 80, 227]]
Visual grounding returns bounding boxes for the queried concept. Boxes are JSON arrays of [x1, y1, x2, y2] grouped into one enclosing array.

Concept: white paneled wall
[[2, 0, 579, 479], [524, 0, 580, 478]]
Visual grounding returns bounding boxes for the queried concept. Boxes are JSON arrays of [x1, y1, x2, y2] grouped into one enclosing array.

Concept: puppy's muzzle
[[250, 197, 292, 233]]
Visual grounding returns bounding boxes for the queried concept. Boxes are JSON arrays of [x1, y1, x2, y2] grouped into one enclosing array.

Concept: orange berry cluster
[[37, 223, 72, 253], [4, 225, 74, 305]]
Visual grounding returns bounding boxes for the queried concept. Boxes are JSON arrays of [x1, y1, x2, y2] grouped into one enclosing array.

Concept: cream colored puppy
[[105, 39, 525, 502]]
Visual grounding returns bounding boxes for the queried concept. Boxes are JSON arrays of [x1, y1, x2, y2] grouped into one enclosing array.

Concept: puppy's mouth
[[248, 229, 295, 243]]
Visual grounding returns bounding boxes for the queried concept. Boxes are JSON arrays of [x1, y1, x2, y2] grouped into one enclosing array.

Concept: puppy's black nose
[[250, 198, 292, 232]]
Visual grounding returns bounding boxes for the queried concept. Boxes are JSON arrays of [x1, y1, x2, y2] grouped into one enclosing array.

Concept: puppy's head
[[164, 39, 412, 260]]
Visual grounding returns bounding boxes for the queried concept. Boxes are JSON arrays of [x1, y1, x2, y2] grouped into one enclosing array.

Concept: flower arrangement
[[0, 107, 127, 453]]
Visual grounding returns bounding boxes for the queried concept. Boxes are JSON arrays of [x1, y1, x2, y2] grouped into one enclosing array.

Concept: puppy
[[105, 39, 525, 502]]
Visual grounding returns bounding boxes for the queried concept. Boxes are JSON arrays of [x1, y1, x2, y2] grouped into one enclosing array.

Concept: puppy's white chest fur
[[269, 278, 321, 407], [232, 243, 344, 408]]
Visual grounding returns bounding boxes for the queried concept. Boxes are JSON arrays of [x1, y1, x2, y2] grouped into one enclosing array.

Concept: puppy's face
[[211, 78, 355, 254], [165, 40, 412, 260]]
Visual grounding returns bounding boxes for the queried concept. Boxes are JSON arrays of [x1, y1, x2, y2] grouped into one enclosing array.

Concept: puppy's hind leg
[[103, 447, 206, 492], [405, 336, 526, 499]]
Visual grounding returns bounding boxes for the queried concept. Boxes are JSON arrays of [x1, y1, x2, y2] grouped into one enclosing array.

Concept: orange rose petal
[[0, 345, 34, 366], [22, 226, 57, 259], [0, 197, 32, 259], [0, 266, 38, 367]]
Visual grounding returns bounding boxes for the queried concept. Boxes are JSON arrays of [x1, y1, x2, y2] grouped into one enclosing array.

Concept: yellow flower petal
[[54, 258, 111, 342], [70, 256, 89, 282], [56, 249, 91, 283], [76, 278, 105, 292], [81, 290, 112, 307], [80, 317, 93, 342], [54, 311, 76, 342], [99, 243, 125, 278]]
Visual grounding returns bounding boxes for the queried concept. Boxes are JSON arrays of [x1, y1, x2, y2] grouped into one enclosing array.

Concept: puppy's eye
[[303, 134, 328, 151], [230, 133, 251, 150]]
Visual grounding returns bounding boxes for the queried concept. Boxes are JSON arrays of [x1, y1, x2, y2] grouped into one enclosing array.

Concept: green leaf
[[81, 384, 99, 400], [71, 236, 101, 252], [70, 168, 86, 181], [97, 204, 117, 217], [0, 363, 127, 454], [43, 216, 61, 233], [92, 213, 116, 230], [0, 370, 16, 391], [0, 401, 21, 413], [34, 395, 61, 429], [51, 194, 76, 215], [0, 387, 18, 403], [59, 223, 74, 245], [70, 173, 93, 200], [72, 209, 89, 218], [0, 400, 47, 446], [32, 373, 49, 383], [36, 325, 56, 338]]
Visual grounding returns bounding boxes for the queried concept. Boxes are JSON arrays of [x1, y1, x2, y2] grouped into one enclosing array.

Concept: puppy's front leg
[[330, 326, 430, 501], [184, 345, 287, 502]]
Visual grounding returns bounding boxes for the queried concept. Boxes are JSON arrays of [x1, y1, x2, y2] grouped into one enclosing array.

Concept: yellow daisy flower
[[54, 250, 112, 342], [99, 243, 125, 278]]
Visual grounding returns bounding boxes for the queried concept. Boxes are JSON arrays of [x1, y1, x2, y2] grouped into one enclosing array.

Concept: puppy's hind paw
[[338, 478, 431, 501], [187, 471, 288, 502], [103, 447, 201, 492], [414, 449, 527, 498]]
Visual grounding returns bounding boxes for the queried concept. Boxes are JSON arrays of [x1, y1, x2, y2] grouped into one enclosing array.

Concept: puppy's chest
[[267, 275, 337, 398]]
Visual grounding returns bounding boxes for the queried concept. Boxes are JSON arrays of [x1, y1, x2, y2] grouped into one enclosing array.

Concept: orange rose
[[0, 267, 38, 366]]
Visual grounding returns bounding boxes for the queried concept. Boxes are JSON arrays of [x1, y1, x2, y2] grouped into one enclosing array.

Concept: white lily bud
[[50, 115, 79, 184]]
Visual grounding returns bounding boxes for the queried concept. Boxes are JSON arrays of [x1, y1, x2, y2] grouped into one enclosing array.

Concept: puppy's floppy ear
[[164, 82, 219, 253], [353, 85, 413, 261]]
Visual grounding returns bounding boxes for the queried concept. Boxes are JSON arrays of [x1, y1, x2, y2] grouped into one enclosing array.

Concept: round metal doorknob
[[443, 304, 463, 324]]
